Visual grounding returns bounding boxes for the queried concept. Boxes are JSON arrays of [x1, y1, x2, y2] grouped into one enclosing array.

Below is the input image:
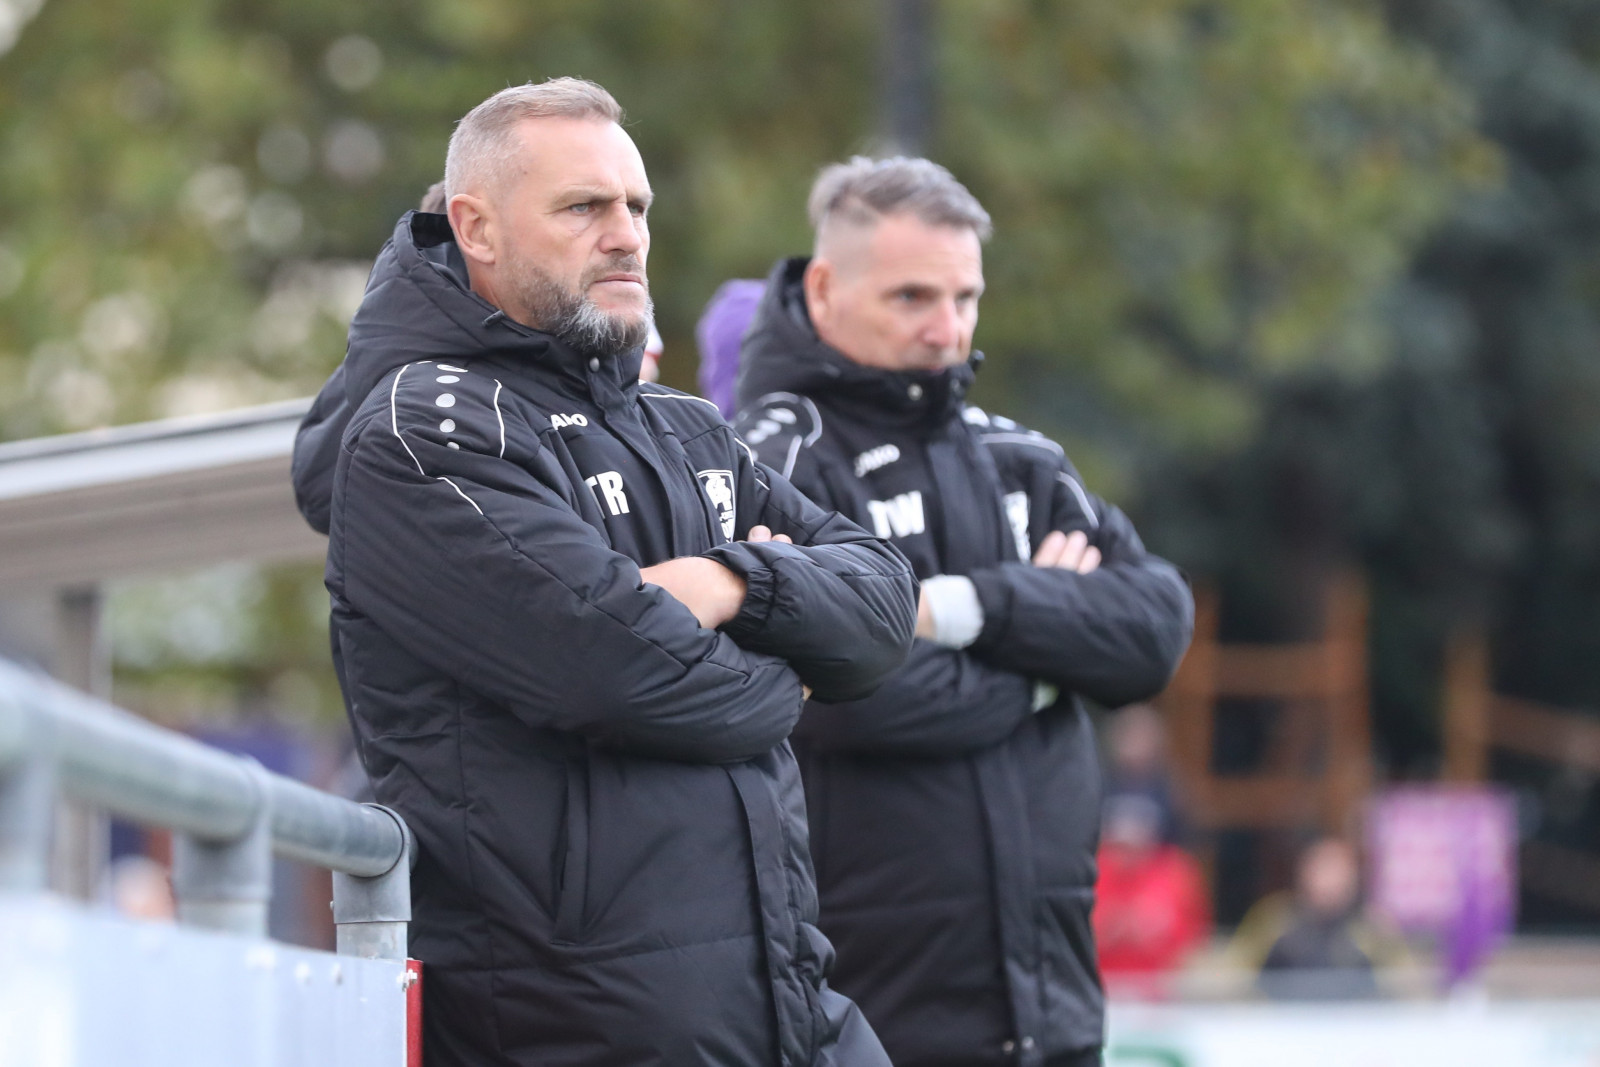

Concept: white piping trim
[[389, 362, 485, 516], [638, 391, 722, 413], [980, 432, 1064, 455], [492, 379, 506, 458], [389, 364, 427, 477], [750, 391, 823, 446], [438, 476, 484, 515], [729, 435, 770, 488], [782, 433, 804, 479], [1056, 472, 1100, 530], [639, 389, 770, 485]]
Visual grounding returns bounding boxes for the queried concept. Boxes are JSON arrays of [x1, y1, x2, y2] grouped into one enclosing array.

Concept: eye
[[628, 202, 647, 218], [568, 202, 595, 215]]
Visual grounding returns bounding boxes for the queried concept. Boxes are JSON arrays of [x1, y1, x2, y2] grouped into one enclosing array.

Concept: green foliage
[[938, 0, 1494, 490]]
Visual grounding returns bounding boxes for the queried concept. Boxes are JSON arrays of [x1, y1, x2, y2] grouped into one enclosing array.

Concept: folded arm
[[700, 442, 918, 702], [333, 394, 806, 764], [962, 469, 1193, 708]]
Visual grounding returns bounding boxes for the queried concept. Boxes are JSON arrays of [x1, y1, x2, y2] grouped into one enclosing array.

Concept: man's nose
[[597, 202, 644, 256], [921, 299, 964, 348]]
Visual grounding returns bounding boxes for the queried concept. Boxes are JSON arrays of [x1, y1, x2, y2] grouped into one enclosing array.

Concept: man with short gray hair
[[735, 157, 1193, 1067], [295, 82, 914, 1067]]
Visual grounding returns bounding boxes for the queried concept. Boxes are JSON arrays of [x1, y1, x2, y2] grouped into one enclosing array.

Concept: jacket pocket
[[551, 755, 589, 945]]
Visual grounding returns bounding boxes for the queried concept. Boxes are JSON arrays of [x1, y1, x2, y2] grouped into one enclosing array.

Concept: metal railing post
[[332, 804, 412, 961], [171, 759, 273, 936], [0, 701, 55, 892]]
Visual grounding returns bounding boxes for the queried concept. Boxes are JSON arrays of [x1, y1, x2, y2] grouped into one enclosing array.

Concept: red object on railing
[[405, 959, 424, 1067]]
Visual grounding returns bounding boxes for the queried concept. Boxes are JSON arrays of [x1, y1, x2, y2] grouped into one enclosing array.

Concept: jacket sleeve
[[292, 363, 351, 536], [700, 431, 917, 703], [332, 376, 805, 764], [790, 641, 1039, 756], [734, 414, 1036, 753], [965, 458, 1194, 708]]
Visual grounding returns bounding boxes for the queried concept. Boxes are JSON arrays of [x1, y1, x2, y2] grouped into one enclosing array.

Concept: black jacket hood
[[735, 256, 980, 430], [292, 211, 643, 532]]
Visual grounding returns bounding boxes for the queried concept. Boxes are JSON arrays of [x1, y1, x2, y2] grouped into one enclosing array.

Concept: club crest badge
[[697, 469, 737, 542]]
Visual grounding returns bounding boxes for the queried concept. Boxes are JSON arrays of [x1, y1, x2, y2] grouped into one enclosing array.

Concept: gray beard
[[510, 256, 652, 361]]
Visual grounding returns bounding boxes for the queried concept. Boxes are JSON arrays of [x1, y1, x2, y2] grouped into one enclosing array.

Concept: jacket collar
[[735, 256, 979, 431]]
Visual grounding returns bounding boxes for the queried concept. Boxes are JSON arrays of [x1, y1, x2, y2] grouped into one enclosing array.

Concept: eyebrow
[[558, 185, 654, 208]]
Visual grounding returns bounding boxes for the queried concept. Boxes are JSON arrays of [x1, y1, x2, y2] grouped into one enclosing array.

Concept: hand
[[746, 524, 792, 545], [640, 557, 747, 629], [1033, 530, 1101, 574], [637, 526, 792, 629], [915, 589, 937, 639]]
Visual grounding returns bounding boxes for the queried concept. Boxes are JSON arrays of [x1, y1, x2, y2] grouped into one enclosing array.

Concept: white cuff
[[921, 574, 985, 649]]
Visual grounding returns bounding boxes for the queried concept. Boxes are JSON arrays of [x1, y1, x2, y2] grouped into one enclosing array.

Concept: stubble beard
[[509, 253, 652, 361]]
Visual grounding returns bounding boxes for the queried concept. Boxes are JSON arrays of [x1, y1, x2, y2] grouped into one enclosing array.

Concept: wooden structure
[[1443, 632, 1600, 782], [1442, 631, 1600, 914], [1160, 573, 1373, 837]]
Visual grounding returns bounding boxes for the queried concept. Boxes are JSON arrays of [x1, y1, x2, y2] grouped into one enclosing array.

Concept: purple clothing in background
[[696, 279, 766, 416], [1367, 786, 1517, 988]]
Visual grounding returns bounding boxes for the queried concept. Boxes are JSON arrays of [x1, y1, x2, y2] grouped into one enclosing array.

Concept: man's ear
[[803, 257, 833, 327], [448, 193, 497, 267]]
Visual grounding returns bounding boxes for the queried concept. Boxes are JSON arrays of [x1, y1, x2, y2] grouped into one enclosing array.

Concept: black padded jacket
[[734, 258, 1194, 1067], [293, 218, 917, 1067]]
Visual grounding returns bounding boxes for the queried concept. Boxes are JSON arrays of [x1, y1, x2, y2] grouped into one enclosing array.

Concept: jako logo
[[865, 491, 925, 539], [584, 470, 630, 516], [551, 413, 589, 429], [853, 444, 901, 478]]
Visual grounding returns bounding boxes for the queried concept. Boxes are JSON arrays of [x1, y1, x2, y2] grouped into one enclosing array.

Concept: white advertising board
[[0, 893, 408, 1067], [1109, 1000, 1600, 1067]]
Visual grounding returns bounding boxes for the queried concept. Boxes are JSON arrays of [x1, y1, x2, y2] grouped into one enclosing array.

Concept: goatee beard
[[512, 255, 652, 361]]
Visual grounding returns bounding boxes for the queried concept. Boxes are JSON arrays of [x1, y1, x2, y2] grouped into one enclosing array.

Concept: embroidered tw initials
[[865, 491, 926, 539]]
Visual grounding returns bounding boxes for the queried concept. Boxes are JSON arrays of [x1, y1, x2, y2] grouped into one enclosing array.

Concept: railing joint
[[172, 758, 274, 937], [333, 803, 413, 961]]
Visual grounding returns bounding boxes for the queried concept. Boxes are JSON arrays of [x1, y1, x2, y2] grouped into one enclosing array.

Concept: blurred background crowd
[[1, 0, 1598, 1009]]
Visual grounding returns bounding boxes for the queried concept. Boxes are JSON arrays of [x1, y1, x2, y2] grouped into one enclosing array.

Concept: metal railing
[[0, 656, 411, 960]]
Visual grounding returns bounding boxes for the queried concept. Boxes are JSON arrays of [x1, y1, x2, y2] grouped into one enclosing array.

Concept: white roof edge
[[0, 397, 314, 466], [0, 398, 317, 503]]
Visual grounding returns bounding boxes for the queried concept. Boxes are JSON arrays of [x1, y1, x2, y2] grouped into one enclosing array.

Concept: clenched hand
[[639, 525, 792, 629], [1032, 530, 1100, 574]]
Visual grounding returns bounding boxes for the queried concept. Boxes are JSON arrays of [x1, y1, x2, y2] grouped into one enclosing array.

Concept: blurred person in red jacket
[[1094, 791, 1211, 997]]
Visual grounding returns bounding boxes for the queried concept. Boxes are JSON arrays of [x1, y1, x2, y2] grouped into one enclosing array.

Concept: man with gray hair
[[735, 157, 1193, 1067], [294, 81, 915, 1067]]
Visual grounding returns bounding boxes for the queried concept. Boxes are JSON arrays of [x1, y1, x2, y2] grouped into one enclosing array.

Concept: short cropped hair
[[807, 156, 992, 242], [444, 77, 623, 201]]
